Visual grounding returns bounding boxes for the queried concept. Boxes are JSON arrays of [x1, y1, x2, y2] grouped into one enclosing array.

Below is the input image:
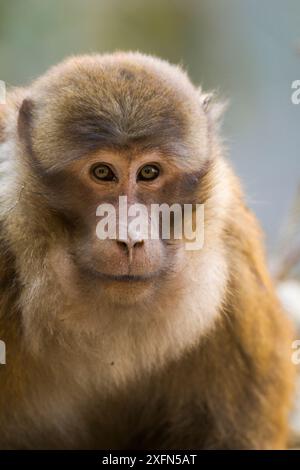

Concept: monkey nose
[[116, 237, 144, 252], [116, 238, 144, 263]]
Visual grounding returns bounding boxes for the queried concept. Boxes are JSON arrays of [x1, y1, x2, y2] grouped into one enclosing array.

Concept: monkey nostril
[[116, 239, 144, 253], [116, 240, 129, 252], [132, 239, 144, 249]]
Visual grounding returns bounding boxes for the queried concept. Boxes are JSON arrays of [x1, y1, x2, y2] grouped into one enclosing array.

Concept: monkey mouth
[[79, 264, 161, 282], [94, 272, 156, 282]]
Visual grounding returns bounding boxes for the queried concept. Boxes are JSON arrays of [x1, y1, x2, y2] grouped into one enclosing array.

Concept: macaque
[[0, 52, 295, 449]]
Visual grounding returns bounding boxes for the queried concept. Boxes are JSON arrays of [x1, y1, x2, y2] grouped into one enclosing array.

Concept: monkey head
[[16, 53, 224, 305]]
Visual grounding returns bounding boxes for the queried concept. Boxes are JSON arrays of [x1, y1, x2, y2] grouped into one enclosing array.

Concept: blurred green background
[[1, 0, 299, 251]]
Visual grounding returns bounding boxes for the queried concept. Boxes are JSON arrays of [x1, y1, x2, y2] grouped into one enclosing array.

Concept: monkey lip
[[101, 273, 156, 282], [72, 255, 162, 282], [85, 267, 160, 282], [99, 273, 154, 282]]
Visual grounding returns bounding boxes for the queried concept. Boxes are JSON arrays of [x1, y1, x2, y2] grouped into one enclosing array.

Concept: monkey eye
[[90, 164, 116, 182], [138, 164, 160, 182]]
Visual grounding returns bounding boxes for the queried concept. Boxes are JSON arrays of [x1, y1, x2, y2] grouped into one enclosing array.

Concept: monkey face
[[40, 146, 209, 304]]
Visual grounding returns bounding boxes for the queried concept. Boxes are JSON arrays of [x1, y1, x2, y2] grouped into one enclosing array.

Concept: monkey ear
[[17, 98, 34, 153], [199, 89, 228, 129]]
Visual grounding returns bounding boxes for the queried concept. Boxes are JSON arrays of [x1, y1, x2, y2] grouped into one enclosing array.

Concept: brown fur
[[0, 52, 295, 449]]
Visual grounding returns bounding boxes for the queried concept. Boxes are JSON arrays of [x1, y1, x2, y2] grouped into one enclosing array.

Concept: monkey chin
[[103, 282, 156, 307], [88, 269, 162, 307]]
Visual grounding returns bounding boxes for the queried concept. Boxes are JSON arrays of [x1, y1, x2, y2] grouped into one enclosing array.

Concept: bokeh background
[[1, 0, 300, 443], [0, 0, 299, 254]]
